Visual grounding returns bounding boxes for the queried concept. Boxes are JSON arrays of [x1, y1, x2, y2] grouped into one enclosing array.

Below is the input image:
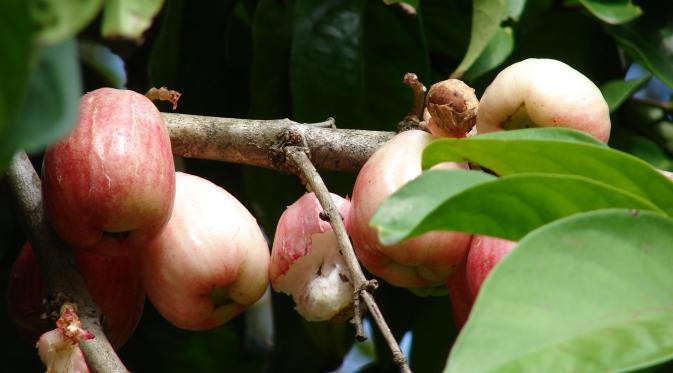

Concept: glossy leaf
[[463, 26, 514, 81], [422, 128, 673, 216], [610, 130, 673, 170], [0, 0, 34, 156], [250, 0, 293, 119], [372, 169, 662, 244], [579, 0, 642, 25], [290, 0, 429, 130], [605, 4, 673, 90], [420, 0, 470, 61], [33, 0, 103, 45], [102, 0, 164, 39], [506, 0, 526, 21], [452, 0, 507, 77], [0, 39, 81, 171], [601, 75, 651, 112], [446, 209, 673, 372]]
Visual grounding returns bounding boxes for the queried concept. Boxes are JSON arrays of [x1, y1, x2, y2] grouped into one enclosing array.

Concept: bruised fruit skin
[[270, 192, 353, 321], [7, 242, 145, 349], [446, 235, 516, 328], [348, 130, 472, 288], [477, 58, 611, 143], [42, 88, 175, 256], [141, 172, 270, 330]]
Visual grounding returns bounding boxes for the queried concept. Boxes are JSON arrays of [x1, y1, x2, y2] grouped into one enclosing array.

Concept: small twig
[[6, 152, 128, 373], [398, 73, 428, 133], [403, 73, 427, 120], [285, 146, 412, 373], [145, 86, 182, 110], [304, 117, 336, 129]]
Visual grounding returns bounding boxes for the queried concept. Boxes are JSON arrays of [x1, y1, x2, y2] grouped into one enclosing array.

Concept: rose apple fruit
[[42, 88, 175, 256], [348, 130, 472, 288], [7, 242, 145, 349], [477, 58, 611, 143], [141, 172, 270, 330], [270, 192, 353, 321], [446, 235, 516, 328]]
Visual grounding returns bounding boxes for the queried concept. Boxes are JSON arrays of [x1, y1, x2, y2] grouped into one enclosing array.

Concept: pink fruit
[[477, 58, 611, 143], [446, 235, 516, 328], [141, 172, 270, 330], [270, 192, 353, 321], [7, 242, 145, 349], [42, 88, 175, 256], [348, 130, 472, 288]]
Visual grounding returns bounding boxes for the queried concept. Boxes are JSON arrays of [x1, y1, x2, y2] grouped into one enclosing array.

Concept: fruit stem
[[285, 145, 412, 373], [6, 152, 129, 373]]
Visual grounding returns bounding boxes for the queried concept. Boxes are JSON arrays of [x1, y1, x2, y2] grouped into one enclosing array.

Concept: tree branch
[[6, 152, 128, 373], [285, 147, 412, 373], [163, 113, 394, 172]]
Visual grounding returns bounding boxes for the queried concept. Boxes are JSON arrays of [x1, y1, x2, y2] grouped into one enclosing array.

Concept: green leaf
[[102, 0, 164, 39], [0, 38, 81, 171], [78, 41, 127, 88], [463, 127, 605, 145], [600, 75, 651, 112], [463, 26, 514, 81], [506, 0, 526, 21], [578, 0, 642, 25], [0, 1, 35, 150], [446, 209, 673, 372], [290, 0, 429, 130], [250, 0, 293, 119], [605, 4, 673, 90], [610, 130, 673, 170], [421, 129, 673, 216], [32, 0, 104, 45], [420, 0, 471, 61], [452, 0, 507, 78], [372, 169, 663, 244]]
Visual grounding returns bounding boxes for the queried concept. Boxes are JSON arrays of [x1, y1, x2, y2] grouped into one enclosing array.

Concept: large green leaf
[[0, 1, 34, 156], [452, 0, 507, 78], [422, 128, 673, 216], [290, 0, 429, 130], [420, 0, 471, 62], [605, 3, 673, 90], [578, 0, 642, 24], [33, 0, 103, 45], [250, 0, 293, 119], [102, 0, 164, 39], [446, 209, 673, 372], [463, 26, 514, 81], [601, 75, 651, 113], [372, 169, 662, 244], [0, 39, 81, 172]]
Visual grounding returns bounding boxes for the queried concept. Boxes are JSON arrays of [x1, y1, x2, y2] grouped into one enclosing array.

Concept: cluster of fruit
[[6, 58, 611, 370], [270, 58, 611, 326], [7, 88, 271, 370]]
